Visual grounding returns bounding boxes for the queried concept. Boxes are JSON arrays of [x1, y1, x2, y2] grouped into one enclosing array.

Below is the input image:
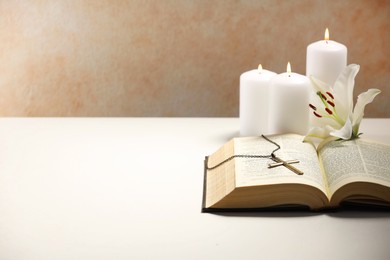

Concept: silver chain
[[206, 135, 280, 170]]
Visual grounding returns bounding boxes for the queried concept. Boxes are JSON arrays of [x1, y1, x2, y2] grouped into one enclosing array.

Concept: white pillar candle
[[306, 28, 347, 86], [240, 64, 276, 136], [269, 62, 311, 135]]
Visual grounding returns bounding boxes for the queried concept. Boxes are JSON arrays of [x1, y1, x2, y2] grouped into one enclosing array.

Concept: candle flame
[[324, 28, 329, 41], [258, 64, 263, 73], [287, 62, 291, 73]]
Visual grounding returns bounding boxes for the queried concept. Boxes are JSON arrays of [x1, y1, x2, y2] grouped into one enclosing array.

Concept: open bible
[[202, 134, 390, 212]]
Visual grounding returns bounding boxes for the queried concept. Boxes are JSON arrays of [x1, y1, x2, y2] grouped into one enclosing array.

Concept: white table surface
[[0, 118, 389, 260]]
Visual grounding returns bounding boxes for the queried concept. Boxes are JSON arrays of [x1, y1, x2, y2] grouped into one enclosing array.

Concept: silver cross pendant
[[268, 155, 304, 175]]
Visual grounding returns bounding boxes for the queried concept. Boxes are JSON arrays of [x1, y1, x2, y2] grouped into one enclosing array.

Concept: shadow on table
[[204, 206, 390, 219]]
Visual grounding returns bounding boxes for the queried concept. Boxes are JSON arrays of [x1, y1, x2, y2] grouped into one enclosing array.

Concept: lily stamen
[[325, 108, 333, 115], [313, 111, 322, 118], [317, 91, 328, 108], [326, 92, 334, 99], [313, 90, 344, 125], [327, 100, 335, 107]]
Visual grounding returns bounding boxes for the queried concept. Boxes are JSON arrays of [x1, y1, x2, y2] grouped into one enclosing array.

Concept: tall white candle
[[306, 28, 347, 86], [240, 64, 276, 136], [269, 62, 311, 135]]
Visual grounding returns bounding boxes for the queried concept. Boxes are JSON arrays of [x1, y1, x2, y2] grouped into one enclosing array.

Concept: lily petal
[[304, 126, 330, 142], [330, 117, 352, 140], [309, 75, 332, 93], [332, 64, 360, 122], [352, 88, 381, 136]]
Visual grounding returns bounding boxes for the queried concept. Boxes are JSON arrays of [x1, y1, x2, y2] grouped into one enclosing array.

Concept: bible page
[[234, 134, 327, 194], [319, 139, 390, 195]]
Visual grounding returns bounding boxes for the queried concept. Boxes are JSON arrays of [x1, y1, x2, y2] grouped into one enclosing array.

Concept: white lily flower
[[304, 64, 381, 142]]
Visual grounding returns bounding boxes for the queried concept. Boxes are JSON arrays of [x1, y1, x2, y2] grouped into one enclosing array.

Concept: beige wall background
[[0, 0, 389, 117]]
